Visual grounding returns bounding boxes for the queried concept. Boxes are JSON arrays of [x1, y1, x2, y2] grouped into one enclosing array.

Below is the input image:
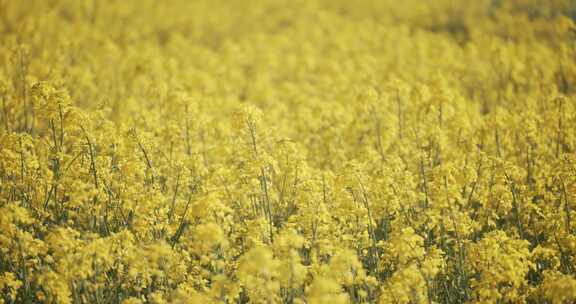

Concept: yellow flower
[[306, 277, 348, 304], [0, 272, 22, 301]]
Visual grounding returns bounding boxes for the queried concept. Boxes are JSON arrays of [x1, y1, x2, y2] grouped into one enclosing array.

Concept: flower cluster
[[1, 0, 575, 303]]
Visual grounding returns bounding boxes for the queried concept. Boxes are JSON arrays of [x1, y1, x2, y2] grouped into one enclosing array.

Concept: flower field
[[0, 0, 575, 303]]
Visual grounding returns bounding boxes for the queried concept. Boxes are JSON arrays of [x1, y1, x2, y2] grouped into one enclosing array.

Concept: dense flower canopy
[[0, 0, 575, 303]]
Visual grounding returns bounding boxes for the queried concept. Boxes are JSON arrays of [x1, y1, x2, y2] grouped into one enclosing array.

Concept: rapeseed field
[[1, 0, 575, 303]]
